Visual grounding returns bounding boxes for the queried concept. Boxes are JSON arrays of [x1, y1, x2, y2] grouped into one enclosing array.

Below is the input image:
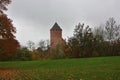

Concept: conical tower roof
[[50, 22, 62, 31]]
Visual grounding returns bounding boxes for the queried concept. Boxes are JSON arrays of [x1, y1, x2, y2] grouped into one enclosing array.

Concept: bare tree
[[27, 40, 35, 51], [94, 26, 105, 42], [105, 17, 120, 43], [38, 40, 46, 51]]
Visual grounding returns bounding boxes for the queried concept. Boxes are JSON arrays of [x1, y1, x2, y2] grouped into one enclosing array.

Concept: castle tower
[[50, 22, 62, 49]]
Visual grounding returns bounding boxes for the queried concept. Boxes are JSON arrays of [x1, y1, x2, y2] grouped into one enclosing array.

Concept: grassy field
[[0, 56, 120, 80]]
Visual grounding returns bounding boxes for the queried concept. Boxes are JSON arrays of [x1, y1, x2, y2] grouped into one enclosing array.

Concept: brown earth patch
[[0, 68, 16, 79]]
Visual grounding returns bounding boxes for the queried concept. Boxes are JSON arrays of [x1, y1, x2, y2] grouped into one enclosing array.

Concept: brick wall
[[50, 30, 62, 48]]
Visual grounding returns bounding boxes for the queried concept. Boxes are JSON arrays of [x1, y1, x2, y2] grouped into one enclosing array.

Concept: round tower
[[50, 22, 62, 49]]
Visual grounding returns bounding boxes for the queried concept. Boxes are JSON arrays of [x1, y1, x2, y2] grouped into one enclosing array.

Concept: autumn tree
[[94, 26, 105, 42], [35, 40, 50, 59], [92, 26, 105, 56], [16, 46, 32, 61], [68, 23, 94, 57], [0, 14, 19, 61], [104, 18, 120, 56], [0, 0, 11, 12], [68, 37, 80, 58], [0, 0, 19, 61]]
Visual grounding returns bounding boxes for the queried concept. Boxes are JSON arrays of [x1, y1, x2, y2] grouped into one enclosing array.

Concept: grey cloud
[[6, 0, 120, 45]]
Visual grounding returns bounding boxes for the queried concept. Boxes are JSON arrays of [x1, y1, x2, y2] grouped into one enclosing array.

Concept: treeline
[[14, 17, 120, 61], [16, 40, 50, 61], [68, 17, 120, 58], [0, 16, 120, 61], [1, 0, 119, 61]]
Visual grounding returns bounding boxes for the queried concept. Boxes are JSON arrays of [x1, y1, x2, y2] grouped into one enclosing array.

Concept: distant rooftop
[[50, 22, 62, 31]]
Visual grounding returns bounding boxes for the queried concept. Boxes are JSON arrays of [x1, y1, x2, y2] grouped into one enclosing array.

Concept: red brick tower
[[50, 22, 62, 49]]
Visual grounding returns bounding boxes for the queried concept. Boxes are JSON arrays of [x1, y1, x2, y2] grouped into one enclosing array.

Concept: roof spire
[[50, 22, 62, 31]]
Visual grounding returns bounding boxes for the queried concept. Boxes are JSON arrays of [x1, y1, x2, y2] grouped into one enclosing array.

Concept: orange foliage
[[0, 14, 19, 60], [0, 14, 16, 39], [0, 39, 19, 60]]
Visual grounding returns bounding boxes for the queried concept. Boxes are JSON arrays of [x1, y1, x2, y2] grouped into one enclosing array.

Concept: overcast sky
[[6, 0, 120, 46]]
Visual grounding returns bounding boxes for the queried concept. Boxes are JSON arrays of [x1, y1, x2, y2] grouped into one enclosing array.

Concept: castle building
[[50, 22, 63, 49]]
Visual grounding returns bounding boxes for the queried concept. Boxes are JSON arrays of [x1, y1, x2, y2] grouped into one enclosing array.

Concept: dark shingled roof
[[50, 22, 62, 31]]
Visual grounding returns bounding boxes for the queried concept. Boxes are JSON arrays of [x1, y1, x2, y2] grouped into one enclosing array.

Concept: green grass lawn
[[0, 56, 120, 80]]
